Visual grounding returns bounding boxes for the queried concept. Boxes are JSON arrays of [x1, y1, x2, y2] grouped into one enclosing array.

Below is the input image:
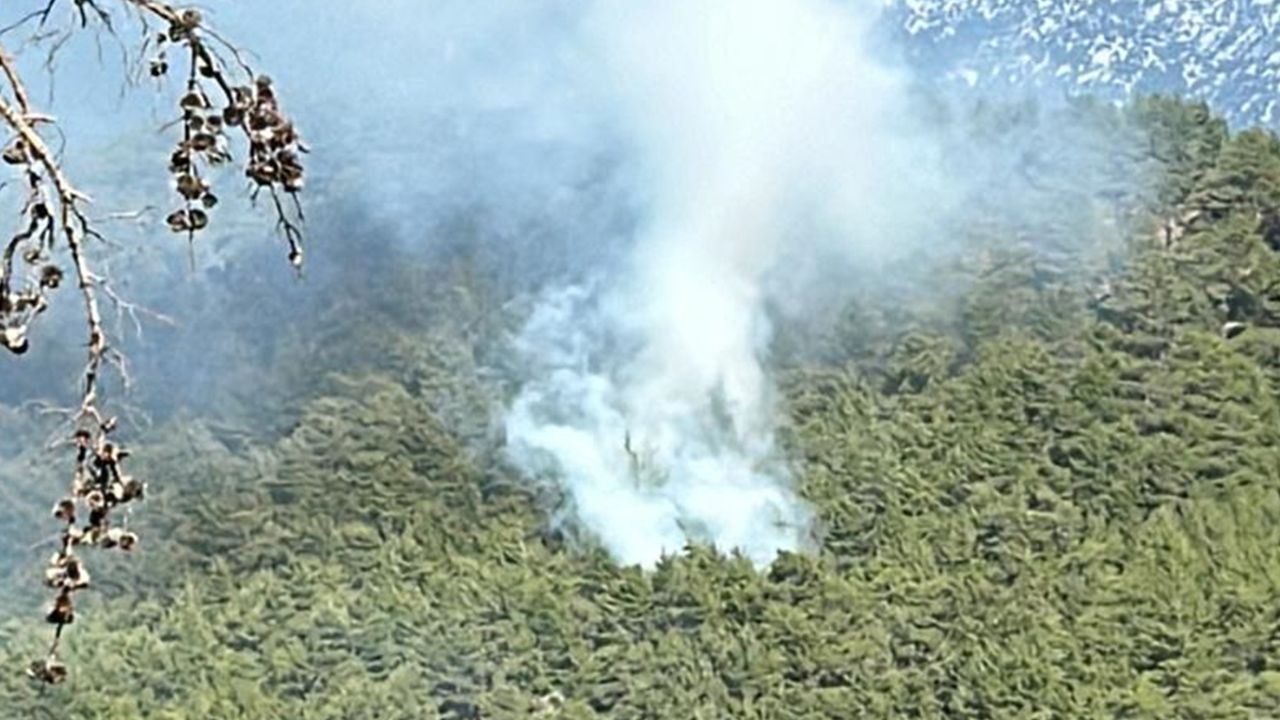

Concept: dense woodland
[[1, 95, 1279, 718]]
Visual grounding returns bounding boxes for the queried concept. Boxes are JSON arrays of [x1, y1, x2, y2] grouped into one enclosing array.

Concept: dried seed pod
[[85, 490, 106, 512], [275, 123, 298, 147], [118, 532, 139, 552], [2, 140, 27, 165], [191, 132, 216, 152], [166, 209, 190, 232], [53, 498, 76, 524], [201, 192, 219, 209], [40, 265, 63, 289], [99, 442, 120, 462], [189, 208, 209, 231], [249, 112, 274, 131], [27, 658, 68, 685], [10, 291, 46, 314], [176, 173, 204, 200], [280, 154, 305, 191], [247, 162, 278, 186], [64, 526, 85, 547], [170, 149, 191, 173], [44, 566, 66, 588], [81, 525, 104, 546], [121, 476, 146, 502], [149, 58, 169, 77], [1, 325, 28, 355], [63, 557, 89, 590], [46, 593, 74, 625], [180, 91, 206, 112]]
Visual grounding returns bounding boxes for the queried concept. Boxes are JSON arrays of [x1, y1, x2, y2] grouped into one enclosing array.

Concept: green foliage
[[3, 96, 1280, 718]]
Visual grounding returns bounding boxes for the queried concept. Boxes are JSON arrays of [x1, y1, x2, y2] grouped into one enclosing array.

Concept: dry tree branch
[[0, 47, 32, 110], [0, 47, 117, 685], [97, 268, 178, 340], [0, 1, 59, 38], [150, 5, 307, 267], [0, 0, 307, 685]]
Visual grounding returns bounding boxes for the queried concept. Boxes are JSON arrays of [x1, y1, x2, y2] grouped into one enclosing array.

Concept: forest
[[0, 90, 1278, 718]]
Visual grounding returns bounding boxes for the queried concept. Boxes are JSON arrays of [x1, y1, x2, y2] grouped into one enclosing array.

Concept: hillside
[[1, 96, 1279, 718], [887, 0, 1280, 128]]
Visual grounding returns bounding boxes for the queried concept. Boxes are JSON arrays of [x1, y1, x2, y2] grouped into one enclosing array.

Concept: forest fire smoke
[[505, 0, 946, 566]]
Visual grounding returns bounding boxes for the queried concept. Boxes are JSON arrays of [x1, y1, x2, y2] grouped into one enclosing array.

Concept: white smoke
[[505, 0, 951, 568]]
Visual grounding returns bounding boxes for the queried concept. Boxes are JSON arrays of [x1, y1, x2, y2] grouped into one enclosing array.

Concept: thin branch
[[0, 46, 32, 112], [97, 270, 177, 340], [0, 1, 58, 38]]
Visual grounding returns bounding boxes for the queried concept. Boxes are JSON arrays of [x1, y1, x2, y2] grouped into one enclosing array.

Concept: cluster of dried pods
[[0, 0, 306, 685], [29, 424, 144, 685], [152, 8, 307, 266], [0, 136, 70, 357]]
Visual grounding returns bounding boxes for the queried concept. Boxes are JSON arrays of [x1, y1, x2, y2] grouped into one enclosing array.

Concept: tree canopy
[[1, 94, 1277, 717]]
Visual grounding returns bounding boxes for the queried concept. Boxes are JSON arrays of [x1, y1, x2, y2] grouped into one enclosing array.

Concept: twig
[[0, 1, 58, 38]]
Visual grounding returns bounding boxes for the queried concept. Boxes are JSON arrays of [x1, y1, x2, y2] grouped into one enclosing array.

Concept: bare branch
[[0, 0, 308, 683], [0, 46, 32, 111], [0, 1, 58, 38], [97, 269, 177, 339]]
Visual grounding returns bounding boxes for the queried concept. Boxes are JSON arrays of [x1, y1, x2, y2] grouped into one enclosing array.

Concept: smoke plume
[[505, 0, 950, 567]]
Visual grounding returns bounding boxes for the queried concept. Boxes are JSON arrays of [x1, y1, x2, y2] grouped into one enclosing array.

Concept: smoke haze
[[0, 1, 1149, 574], [504, 0, 957, 566]]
